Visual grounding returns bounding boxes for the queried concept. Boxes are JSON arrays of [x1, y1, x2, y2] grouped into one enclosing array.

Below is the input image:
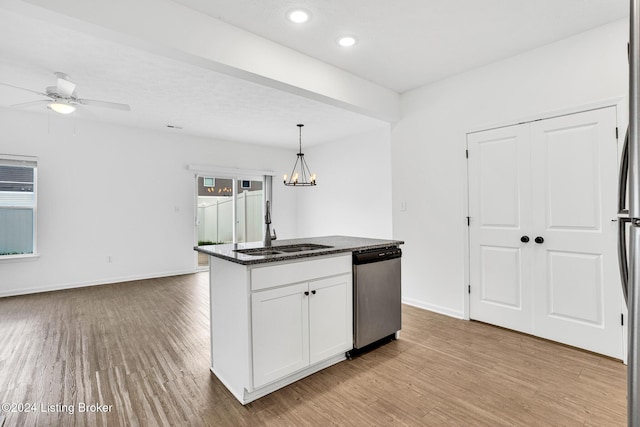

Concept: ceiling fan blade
[[0, 82, 48, 97], [55, 74, 77, 97], [10, 100, 51, 108], [78, 98, 130, 111]]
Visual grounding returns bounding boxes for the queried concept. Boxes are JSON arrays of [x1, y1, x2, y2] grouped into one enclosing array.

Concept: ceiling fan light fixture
[[47, 101, 76, 115], [3, 72, 130, 114], [287, 9, 310, 24]]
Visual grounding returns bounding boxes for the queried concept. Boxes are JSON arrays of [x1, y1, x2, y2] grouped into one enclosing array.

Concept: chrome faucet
[[264, 201, 277, 247]]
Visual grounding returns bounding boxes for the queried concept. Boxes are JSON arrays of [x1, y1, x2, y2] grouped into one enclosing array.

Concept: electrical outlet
[[107, 255, 112, 263], [400, 202, 407, 212]]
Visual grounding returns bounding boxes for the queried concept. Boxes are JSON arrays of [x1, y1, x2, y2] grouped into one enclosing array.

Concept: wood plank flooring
[[0, 273, 627, 426]]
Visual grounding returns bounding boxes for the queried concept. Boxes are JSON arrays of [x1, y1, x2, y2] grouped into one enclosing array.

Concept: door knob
[[520, 236, 530, 243], [304, 291, 309, 296], [535, 236, 544, 244]]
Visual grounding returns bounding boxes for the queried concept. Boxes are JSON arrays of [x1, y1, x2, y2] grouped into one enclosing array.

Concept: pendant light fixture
[[284, 124, 316, 186]]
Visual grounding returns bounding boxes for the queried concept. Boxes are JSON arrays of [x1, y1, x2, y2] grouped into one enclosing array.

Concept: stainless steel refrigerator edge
[[624, 1, 640, 425]]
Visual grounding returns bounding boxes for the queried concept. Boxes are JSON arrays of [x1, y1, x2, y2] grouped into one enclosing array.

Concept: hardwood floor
[[0, 273, 627, 426]]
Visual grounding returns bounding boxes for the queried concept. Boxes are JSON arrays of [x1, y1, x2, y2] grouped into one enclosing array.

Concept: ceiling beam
[[4, 0, 399, 122]]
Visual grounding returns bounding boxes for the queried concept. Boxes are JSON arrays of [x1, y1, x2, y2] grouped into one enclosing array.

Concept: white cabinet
[[251, 282, 309, 388], [251, 273, 352, 388], [208, 253, 353, 404], [308, 275, 352, 365]]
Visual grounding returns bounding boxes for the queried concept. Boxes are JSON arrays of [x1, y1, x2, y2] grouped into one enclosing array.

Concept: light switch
[[400, 202, 407, 212]]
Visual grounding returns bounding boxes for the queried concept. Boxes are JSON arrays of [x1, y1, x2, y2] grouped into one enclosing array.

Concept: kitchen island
[[194, 235, 403, 404]]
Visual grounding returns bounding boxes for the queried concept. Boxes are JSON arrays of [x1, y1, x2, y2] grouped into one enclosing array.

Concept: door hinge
[[622, 313, 625, 326], [466, 216, 470, 226], [616, 127, 619, 140], [465, 149, 469, 158], [468, 285, 471, 294]]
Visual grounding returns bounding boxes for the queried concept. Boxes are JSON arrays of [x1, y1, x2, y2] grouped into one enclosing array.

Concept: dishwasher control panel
[[353, 247, 402, 265]]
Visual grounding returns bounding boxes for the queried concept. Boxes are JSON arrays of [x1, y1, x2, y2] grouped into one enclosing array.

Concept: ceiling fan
[[0, 71, 131, 115]]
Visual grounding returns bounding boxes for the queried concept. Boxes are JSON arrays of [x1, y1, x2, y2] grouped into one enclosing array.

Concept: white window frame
[[0, 154, 38, 262]]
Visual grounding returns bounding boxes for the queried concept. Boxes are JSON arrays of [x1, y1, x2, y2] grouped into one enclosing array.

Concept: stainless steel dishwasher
[[352, 246, 402, 350]]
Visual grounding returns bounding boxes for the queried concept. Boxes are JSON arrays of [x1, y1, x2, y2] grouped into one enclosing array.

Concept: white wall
[[392, 19, 628, 318], [296, 127, 393, 239], [0, 108, 298, 297]]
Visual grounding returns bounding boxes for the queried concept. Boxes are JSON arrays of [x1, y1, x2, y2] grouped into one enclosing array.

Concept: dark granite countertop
[[194, 235, 404, 265]]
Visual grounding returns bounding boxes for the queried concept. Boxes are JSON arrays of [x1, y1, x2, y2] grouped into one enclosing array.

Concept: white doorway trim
[[187, 164, 276, 178]]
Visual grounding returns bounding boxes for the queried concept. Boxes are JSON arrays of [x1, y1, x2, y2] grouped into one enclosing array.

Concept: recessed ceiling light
[[287, 9, 310, 24], [337, 36, 357, 47]]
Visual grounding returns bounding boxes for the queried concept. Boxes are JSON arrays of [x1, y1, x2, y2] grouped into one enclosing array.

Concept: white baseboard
[[402, 297, 465, 319], [0, 268, 198, 298]]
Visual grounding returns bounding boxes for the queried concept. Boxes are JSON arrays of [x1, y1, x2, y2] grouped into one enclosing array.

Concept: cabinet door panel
[[309, 274, 353, 365], [252, 282, 309, 388]]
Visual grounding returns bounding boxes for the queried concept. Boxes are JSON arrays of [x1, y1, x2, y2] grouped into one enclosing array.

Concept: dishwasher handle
[[353, 247, 402, 265]]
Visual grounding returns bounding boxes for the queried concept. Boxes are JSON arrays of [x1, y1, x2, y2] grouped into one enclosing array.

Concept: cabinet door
[[252, 282, 309, 388], [309, 274, 353, 365]]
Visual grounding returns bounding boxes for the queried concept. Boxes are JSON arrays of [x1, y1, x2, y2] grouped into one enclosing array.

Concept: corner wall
[[392, 19, 628, 317], [0, 108, 298, 297]]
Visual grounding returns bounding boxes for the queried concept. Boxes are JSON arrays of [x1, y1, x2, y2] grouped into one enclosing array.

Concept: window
[[195, 172, 273, 268], [196, 176, 265, 245], [235, 178, 264, 244], [0, 155, 37, 258]]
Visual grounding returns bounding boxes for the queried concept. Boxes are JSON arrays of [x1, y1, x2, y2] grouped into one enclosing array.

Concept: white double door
[[468, 107, 623, 359]]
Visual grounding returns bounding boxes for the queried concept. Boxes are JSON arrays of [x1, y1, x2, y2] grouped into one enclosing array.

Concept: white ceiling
[[174, 0, 629, 93], [0, 1, 630, 148], [0, 7, 387, 148]]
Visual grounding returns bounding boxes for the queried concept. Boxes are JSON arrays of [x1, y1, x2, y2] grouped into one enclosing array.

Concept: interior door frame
[[462, 96, 627, 358]]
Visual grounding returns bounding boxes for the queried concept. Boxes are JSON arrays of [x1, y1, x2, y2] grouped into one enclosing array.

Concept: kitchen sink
[[234, 243, 333, 256], [235, 248, 285, 256], [277, 244, 333, 253]]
